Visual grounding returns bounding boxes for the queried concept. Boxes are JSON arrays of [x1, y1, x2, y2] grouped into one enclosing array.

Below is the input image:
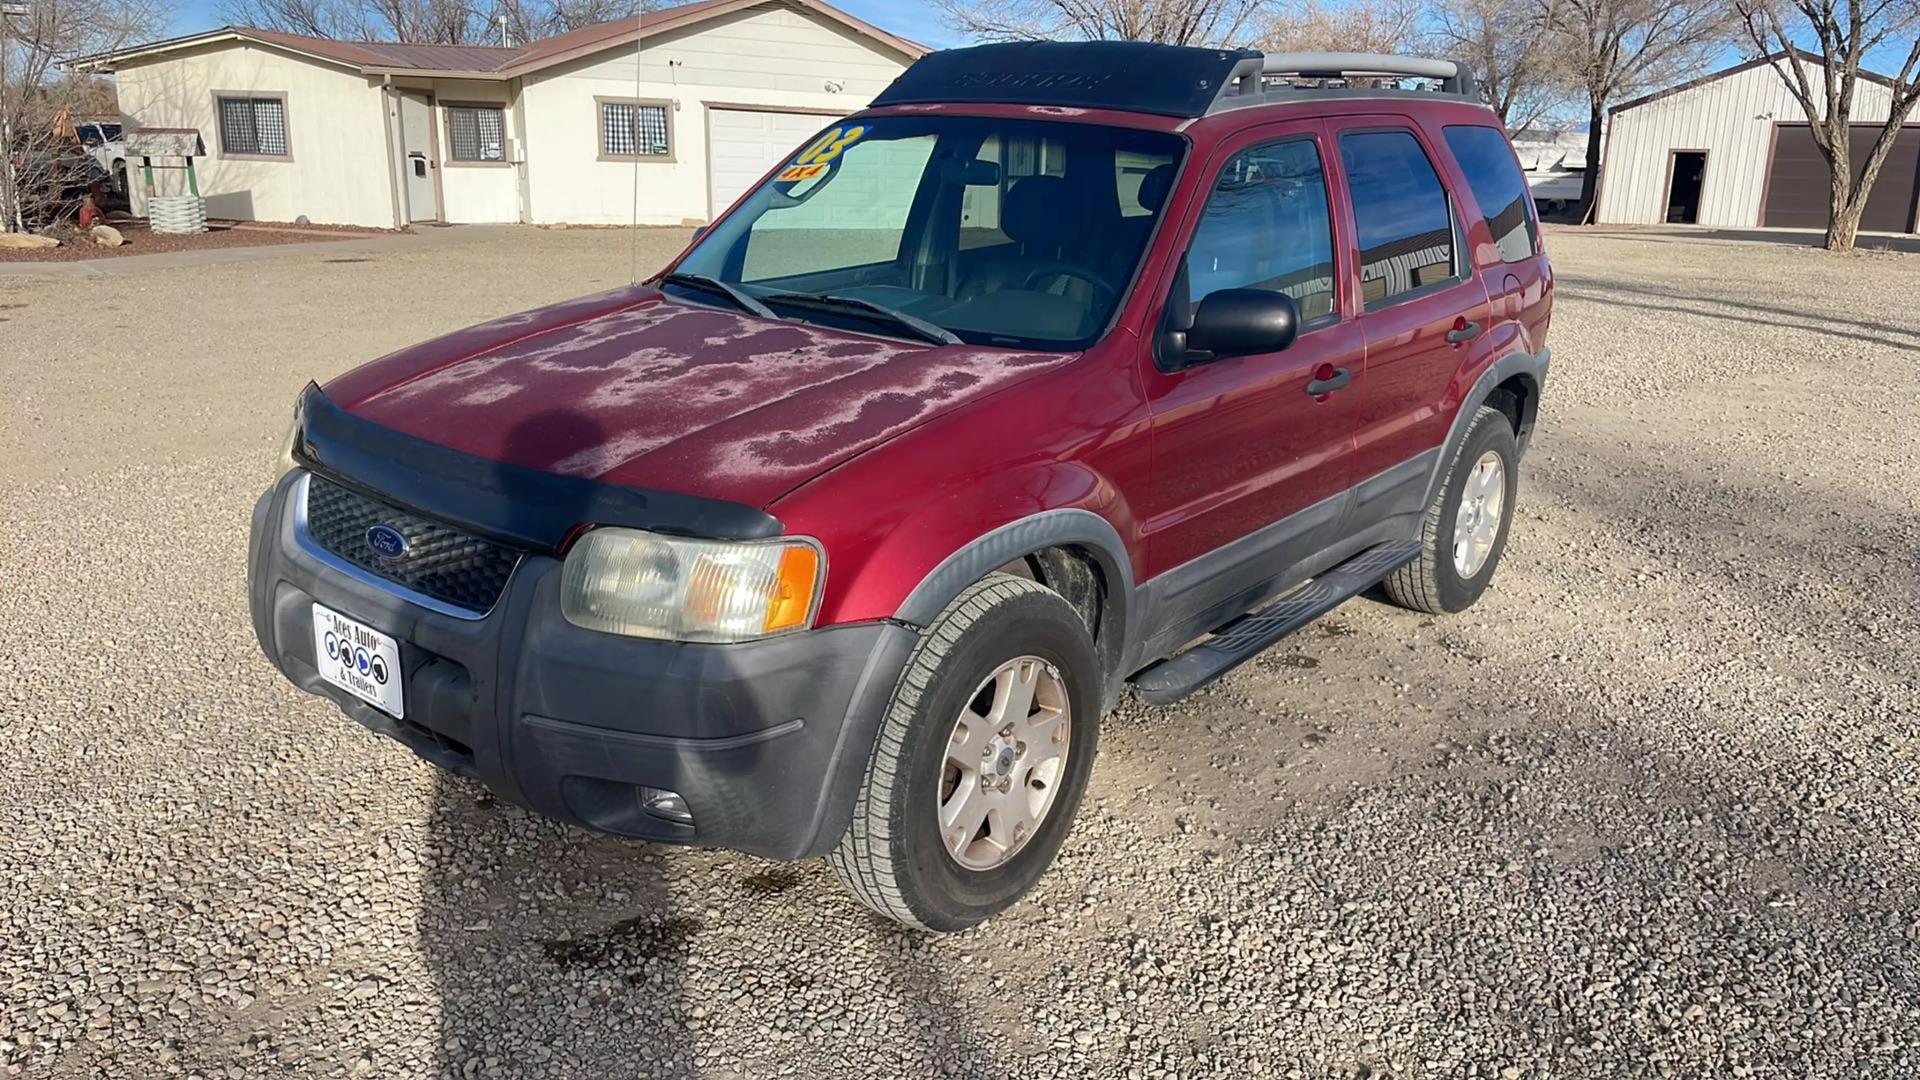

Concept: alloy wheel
[[936, 656, 1071, 871]]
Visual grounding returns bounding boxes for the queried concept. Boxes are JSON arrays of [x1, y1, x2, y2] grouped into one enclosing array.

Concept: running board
[[1130, 539, 1422, 705]]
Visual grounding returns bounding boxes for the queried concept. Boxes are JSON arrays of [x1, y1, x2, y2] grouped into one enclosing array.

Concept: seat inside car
[[958, 175, 1111, 310]]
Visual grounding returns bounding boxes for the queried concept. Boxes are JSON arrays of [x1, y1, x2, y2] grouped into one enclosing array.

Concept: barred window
[[217, 96, 289, 157], [600, 100, 670, 158], [446, 105, 506, 162]]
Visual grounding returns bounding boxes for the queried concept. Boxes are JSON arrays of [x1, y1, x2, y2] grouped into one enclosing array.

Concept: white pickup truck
[[73, 120, 127, 192]]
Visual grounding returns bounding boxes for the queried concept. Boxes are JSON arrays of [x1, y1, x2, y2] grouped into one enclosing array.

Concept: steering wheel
[[1015, 260, 1118, 309]]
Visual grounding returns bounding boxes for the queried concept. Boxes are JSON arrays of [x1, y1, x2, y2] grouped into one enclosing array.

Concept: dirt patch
[[0, 219, 397, 262], [740, 867, 804, 895], [541, 914, 702, 972]]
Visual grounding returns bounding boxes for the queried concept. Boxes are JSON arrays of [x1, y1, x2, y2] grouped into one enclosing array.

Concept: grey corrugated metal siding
[[1597, 58, 1899, 228]]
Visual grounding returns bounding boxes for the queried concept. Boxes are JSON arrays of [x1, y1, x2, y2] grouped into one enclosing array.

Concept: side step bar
[[1130, 539, 1422, 705]]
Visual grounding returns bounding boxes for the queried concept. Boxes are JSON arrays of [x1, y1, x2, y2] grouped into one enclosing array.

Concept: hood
[[322, 286, 1073, 510]]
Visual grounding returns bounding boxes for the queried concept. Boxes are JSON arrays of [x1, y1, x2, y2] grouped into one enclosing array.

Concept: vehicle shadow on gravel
[[419, 773, 698, 1080], [415, 408, 701, 1078], [419, 767, 1007, 1079]]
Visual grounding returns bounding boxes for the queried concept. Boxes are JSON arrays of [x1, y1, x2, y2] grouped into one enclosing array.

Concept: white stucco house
[[71, 0, 928, 228]]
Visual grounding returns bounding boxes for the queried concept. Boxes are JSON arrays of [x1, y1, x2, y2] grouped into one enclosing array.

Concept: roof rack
[[1221, 52, 1477, 104]]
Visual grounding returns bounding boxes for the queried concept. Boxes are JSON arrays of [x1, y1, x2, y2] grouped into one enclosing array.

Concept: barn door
[[1764, 125, 1920, 233]]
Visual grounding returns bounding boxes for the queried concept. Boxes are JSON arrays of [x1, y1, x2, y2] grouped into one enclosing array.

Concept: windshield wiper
[[656, 272, 776, 320], [764, 291, 962, 346]]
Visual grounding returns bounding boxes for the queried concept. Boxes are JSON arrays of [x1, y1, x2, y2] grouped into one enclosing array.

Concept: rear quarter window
[[1442, 125, 1539, 263]]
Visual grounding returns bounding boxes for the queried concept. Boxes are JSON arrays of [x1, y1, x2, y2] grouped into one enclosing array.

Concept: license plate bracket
[[312, 604, 405, 719]]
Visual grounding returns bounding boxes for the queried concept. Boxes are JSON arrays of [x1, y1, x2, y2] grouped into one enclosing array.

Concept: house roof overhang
[[65, 0, 931, 79]]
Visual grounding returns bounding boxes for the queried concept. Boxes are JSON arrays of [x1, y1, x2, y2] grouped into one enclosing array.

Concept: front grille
[[302, 475, 520, 614]]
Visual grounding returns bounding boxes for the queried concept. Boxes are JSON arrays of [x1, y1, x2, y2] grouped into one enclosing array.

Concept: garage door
[[1763, 124, 1920, 232], [707, 108, 836, 218]]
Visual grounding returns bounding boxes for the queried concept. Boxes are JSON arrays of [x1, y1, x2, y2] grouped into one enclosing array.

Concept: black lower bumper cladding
[[250, 457, 914, 861]]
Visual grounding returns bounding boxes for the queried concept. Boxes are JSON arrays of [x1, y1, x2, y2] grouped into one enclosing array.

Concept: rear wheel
[[1382, 405, 1519, 614], [829, 573, 1100, 931]]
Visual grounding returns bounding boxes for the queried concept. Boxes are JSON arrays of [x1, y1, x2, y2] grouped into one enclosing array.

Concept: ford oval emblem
[[365, 524, 409, 560]]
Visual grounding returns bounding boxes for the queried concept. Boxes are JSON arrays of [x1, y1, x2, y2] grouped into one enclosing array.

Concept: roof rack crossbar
[[1246, 52, 1477, 98]]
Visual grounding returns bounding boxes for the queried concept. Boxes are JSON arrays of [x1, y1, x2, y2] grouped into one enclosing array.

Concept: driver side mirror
[[1184, 288, 1300, 363]]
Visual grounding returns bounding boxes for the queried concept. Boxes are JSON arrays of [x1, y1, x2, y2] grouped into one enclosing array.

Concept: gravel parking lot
[[3, 224, 1917, 1079]]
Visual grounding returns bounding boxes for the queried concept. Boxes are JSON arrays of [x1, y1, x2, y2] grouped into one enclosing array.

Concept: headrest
[[1003, 175, 1077, 247], [1136, 164, 1176, 214]]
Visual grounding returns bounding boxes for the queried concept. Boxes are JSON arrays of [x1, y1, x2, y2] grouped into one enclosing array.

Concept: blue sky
[[167, 0, 965, 46], [157, 0, 1911, 90]]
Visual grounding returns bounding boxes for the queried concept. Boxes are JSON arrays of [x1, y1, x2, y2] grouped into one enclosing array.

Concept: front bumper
[[247, 471, 914, 859]]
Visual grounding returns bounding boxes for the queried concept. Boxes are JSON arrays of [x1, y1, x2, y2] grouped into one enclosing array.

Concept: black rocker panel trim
[[292, 383, 783, 553], [1131, 538, 1421, 704]]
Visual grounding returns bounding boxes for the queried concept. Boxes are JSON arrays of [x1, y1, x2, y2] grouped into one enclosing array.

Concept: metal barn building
[[1596, 51, 1920, 233]]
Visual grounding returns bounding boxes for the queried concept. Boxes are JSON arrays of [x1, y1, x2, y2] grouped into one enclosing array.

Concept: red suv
[[249, 43, 1551, 931]]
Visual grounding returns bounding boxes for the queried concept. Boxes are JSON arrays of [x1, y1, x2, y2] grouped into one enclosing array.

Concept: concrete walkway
[[0, 223, 526, 279]]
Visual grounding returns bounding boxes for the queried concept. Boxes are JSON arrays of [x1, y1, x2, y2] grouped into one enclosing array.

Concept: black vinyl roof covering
[[870, 41, 1261, 118]]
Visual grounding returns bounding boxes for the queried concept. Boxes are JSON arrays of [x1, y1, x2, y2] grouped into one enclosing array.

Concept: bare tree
[[360, 0, 486, 43], [1545, 0, 1734, 211], [217, 0, 370, 39], [1428, 0, 1572, 127], [218, 0, 645, 43], [1258, 0, 1423, 53], [496, 0, 644, 44], [935, 0, 1267, 46], [3, 0, 167, 231], [1736, 2, 1920, 250]]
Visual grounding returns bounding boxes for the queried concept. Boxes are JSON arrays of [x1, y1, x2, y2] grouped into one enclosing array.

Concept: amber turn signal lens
[[763, 545, 821, 633]]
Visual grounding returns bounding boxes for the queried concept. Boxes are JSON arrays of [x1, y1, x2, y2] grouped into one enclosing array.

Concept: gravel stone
[[2, 224, 1917, 1077]]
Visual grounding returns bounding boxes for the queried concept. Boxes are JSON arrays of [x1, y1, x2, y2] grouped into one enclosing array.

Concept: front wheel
[[829, 573, 1100, 931], [1382, 405, 1520, 614]]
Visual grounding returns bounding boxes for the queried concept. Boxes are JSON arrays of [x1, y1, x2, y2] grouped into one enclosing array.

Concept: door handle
[[1305, 366, 1351, 396], [1446, 319, 1484, 344]]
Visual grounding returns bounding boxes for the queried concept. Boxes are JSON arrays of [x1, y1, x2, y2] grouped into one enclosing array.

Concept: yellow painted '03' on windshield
[[790, 125, 868, 168]]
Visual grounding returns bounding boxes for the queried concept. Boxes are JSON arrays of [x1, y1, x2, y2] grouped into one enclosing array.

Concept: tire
[[829, 573, 1101, 931], [1382, 405, 1519, 615]]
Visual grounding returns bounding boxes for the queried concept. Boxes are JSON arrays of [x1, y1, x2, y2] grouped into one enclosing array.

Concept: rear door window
[[1186, 138, 1337, 321], [1443, 124, 1539, 262], [1338, 129, 1458, 306]]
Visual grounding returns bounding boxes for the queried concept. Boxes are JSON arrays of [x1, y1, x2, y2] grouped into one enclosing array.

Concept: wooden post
[[185, 157, 200, 197], [141, 156, 157, 198]]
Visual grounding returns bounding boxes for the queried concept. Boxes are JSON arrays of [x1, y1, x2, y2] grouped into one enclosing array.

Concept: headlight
[[274, 418, 301, 480], [559, 528, 824, 643]]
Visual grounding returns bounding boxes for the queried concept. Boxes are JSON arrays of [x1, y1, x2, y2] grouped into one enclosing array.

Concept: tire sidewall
[[891, 591, 1100, 930], [1432, 413, 1519, 611]]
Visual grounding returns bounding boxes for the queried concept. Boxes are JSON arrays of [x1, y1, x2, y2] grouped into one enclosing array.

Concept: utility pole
[[0, 1, 26, 233]]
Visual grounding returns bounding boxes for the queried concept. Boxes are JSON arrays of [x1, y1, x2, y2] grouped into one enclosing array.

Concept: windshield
[[669, 115, 1185, 349]]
